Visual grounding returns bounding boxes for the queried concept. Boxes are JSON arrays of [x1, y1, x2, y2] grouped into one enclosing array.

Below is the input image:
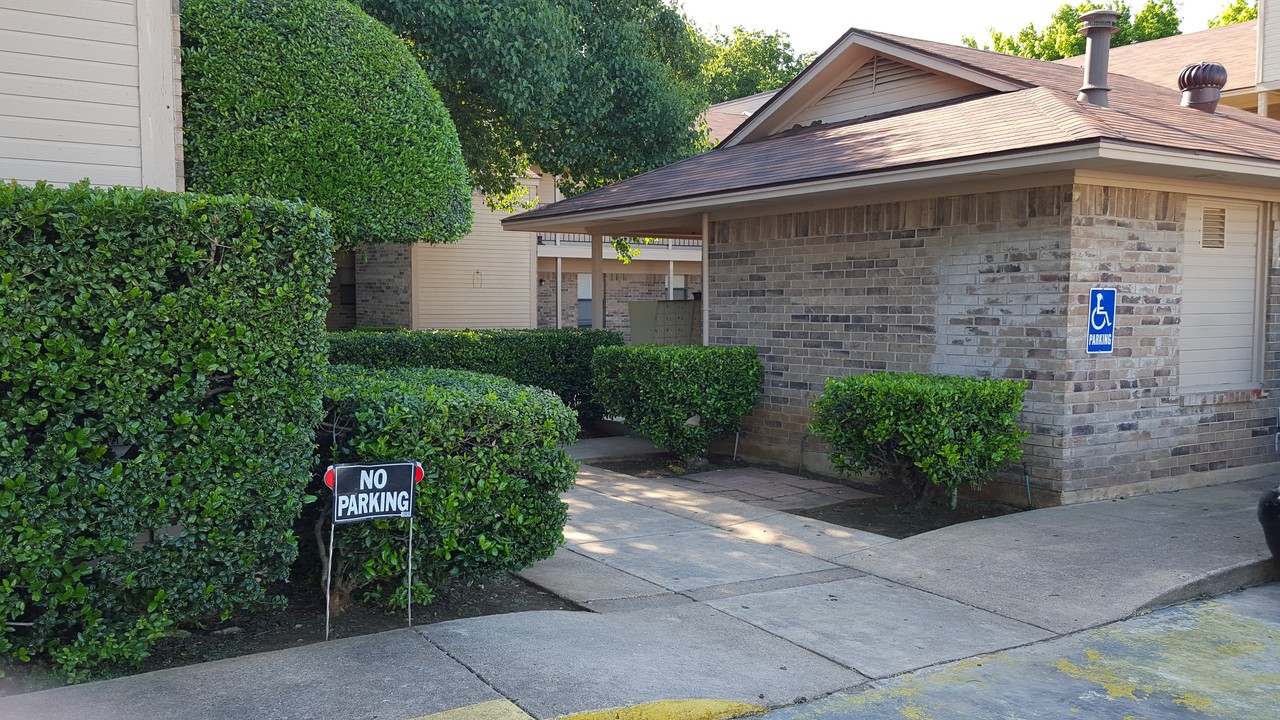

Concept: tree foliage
[[181, 0, 471, 247], [1208, 0, 1258, 27], [701, 26, 815, 104], [962, 1, 1181, 61], [358, 0, 708, 203]]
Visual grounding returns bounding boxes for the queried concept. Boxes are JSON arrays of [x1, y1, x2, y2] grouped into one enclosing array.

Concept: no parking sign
[[321, 460, 425, 638], [324, 461, 424, 523]]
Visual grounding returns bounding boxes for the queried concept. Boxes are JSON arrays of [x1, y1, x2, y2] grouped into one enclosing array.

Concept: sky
[[678, 0, 1236, 55]]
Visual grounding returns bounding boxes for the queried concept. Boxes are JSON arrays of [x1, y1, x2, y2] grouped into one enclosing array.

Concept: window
[[1181, 200, 1264, 389], [668, 274, 687, 300], [577, 273, 592, 328]]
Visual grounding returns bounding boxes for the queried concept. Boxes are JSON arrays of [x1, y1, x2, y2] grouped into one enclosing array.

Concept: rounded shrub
[[181, 0, 472, 246], [810, 372, 1029, 506], [317, 365, 579, 607], [591, 345, 764, 459]]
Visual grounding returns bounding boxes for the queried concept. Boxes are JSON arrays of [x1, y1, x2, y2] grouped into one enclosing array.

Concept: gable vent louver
[[1201, 207, 1227, 249], [852, 56, 928, 94]]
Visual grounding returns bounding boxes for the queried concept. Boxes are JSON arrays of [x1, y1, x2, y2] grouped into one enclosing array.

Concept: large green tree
[[701, 27, 814, 104], [1208, 0, 1258, 27], [962, 1, 1181, 61], [358, 0, 708, 204], [181, 0, 471, 247]]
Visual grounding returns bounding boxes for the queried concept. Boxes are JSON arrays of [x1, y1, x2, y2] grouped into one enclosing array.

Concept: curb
[[1138, 556, 1280, 614]]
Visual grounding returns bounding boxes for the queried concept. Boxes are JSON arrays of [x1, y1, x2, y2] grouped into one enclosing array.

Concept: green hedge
[[809, 372, 1028, 505], [328, 328, 623, 422], [591, 345, 763, 459], [0, 181, 332, 679], [318, 365, 578, 605], [182, 0, 471, 246]]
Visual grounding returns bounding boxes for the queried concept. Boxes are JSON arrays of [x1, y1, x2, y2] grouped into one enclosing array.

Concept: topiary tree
[[181, 0, 472, 247]]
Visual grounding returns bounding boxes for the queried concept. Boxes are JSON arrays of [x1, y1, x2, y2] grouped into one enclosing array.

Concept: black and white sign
[[324, 461, 424, 524]]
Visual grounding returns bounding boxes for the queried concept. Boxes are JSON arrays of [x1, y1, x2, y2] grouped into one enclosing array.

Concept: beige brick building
[[507, 16, 1280, 504]]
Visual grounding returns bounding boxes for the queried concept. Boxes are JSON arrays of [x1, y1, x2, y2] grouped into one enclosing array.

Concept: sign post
[[1086, 288, 1116, 354], [322, 461, 424, 640]]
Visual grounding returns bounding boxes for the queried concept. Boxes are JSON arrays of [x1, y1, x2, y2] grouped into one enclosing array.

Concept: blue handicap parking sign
[[1086, 288, 1116, 354]]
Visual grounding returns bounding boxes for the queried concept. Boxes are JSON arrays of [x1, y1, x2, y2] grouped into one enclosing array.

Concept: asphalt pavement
[[1, 436, 1275, 720]]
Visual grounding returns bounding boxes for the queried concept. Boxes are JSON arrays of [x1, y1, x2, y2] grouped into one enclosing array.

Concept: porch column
[[701, 213, 710, 346], [591, 233, 605, 329], [667, 260, 675, 300], [1261, 91, 1270, 119], [555, 257, 563, 329]]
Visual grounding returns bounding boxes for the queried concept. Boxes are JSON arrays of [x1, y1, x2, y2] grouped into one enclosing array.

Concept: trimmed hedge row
[[318, 365, 578, 605], [591, 345, 763, 459], [810, 372, 1028, 505], [328, 328, 623, 422], [0, 182, 333, 678]]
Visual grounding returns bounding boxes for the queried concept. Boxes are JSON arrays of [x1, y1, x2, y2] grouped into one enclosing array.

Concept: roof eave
[[502, 141, 1280, 235]]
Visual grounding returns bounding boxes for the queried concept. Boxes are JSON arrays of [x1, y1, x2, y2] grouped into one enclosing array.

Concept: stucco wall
[[708, 183, 1280, 504]]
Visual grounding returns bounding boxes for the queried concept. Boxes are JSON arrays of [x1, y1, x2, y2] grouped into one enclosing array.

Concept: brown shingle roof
[[511, 28, 1280, 225], [1056, 20, 1258, 92], [705, 110, 752, 144]]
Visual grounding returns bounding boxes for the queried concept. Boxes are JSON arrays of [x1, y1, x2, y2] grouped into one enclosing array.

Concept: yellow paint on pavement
[[555, 699, 767, 720], [412, 699, 534, 720]]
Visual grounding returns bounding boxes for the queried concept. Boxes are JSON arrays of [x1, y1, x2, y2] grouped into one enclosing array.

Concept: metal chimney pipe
[[1178, 61, 1229, 112], [1076, 9, 1121, 107]]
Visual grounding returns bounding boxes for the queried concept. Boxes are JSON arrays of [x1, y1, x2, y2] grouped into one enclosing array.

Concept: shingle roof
[[1055, 20, 1257, 92], [511, 28, 1280, 225], [705, 110, 752, 143]]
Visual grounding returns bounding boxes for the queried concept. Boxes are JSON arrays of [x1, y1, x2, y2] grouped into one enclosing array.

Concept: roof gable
[[725, 29, 1029, 147], [784, 55, 990, 131]]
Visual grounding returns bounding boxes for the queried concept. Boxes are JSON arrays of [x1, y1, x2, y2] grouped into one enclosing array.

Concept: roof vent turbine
[[1178, 61, 1229, 113], [1076, 9, 1121, 107]]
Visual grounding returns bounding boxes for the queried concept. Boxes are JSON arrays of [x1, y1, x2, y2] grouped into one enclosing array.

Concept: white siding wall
[[0, 0, 177, 189], [1182, 200, 1264, 389], [1262, 0, 1280, 86], [788, 56, 984, 128], [409, 187, 537, 330]]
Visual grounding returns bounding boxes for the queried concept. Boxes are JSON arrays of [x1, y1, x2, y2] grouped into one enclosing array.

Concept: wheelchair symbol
[[1090, 292, 1112, 331]]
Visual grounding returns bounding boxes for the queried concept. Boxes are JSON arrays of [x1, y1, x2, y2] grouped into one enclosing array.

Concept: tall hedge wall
[[328, 328, 623, 421], [0, 181, 333, 678]]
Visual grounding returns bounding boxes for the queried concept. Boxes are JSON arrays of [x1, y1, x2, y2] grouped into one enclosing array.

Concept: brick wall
[[1055, 187, 1280, 501], [355, 244, 412, 328], [708, 183, 1280, 504], [537, 270, 703, 341]]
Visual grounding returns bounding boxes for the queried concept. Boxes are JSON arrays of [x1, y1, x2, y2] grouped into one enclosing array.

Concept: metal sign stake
[[325, 520, 335, 642], [407, 515, 414, 628]]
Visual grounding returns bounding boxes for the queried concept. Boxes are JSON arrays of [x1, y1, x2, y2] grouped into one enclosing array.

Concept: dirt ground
[[0, 574, 576, 697], [590, 453, 1025, 539]]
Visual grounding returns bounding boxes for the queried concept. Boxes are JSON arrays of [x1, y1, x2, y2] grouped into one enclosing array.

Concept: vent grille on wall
[[1201, 207, 1226, 249]]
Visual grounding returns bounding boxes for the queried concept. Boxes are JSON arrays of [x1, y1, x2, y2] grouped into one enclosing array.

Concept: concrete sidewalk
[[3, 441, 1276, 720]]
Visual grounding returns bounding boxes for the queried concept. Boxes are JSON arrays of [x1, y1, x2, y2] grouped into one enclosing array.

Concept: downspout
[[701, 212, 710, 346]]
